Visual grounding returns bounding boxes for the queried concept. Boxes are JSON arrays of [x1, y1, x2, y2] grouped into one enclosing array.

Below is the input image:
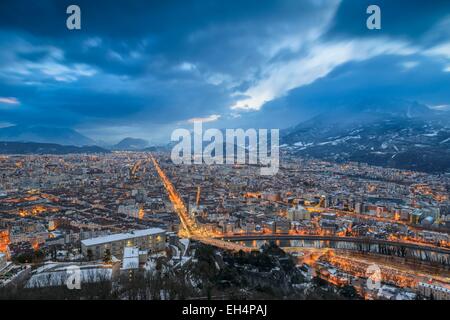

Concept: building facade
[[0, 253, 6, 270], [417, 282, 450, 300], [81, 228, 166, 260]]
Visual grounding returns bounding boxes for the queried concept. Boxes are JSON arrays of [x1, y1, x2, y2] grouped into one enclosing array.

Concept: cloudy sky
[[0, 0, 449, 144]]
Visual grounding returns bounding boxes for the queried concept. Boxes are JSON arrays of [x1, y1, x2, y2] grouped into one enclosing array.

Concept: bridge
[[219, 234, 450, 266], [218, 234, 450, 255]]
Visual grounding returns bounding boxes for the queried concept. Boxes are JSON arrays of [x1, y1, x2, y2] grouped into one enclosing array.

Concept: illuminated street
[[150, 155, 252, 252]]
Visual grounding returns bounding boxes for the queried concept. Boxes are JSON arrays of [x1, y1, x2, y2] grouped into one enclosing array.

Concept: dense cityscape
[[1, 0, 450, 306], [0, 151, 449, 300]]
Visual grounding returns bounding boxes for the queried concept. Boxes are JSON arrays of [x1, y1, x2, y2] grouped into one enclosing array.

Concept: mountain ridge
[[282, 100, 450, 173], [112, 137, 149, 150], [0, 141, 109, 155], [0, 125, 95, 146]]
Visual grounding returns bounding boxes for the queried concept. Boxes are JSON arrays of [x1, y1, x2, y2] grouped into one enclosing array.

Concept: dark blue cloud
[[326, 0, 450, 42], [0, 0, 449, 143], [230, 54, 450, 129]]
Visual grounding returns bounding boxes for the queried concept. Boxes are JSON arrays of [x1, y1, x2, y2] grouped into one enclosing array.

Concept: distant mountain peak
[[282, 99, 450, 173], [0, 141, 109, 155], [0, 125, 95, 146], [353, 99, 431, 118], [113, 137, 149, 150]]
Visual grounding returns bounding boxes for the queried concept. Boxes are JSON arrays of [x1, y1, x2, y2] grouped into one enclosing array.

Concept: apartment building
[[81, 228, 166, 260]]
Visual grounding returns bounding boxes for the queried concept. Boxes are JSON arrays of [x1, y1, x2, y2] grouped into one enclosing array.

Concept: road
[[150, 155, 252, 252]]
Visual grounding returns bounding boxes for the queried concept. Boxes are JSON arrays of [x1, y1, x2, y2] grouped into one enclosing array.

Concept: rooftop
[[81, 228, 165, 247]]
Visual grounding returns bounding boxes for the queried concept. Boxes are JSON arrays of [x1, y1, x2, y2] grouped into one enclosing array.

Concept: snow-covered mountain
[[282, 100, 450, 173]]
